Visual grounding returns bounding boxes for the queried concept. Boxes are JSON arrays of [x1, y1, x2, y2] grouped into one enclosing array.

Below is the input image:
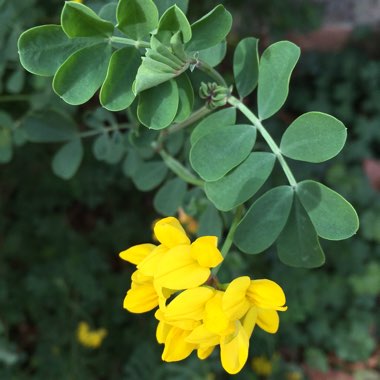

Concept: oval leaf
[[153, 178, 187, 215], [157, 5, 191, 43], [258, 41, 300, 120], [190, 124, 256, 181], [277, 196, 325, 268], [61, 2, 114, 38], [100, 47, 141, 111], [234, 186, 294, 254], [52, 139, 83, 180], [186, 5, 232, 52], [280, 112, 347, 163], [0, 128, 12, 163], [155, 0, 188, 16], [190, 107, 236, 145], [117, 0, 158, 39], [21, 110, 78, 143], [198, 41, 227, 68], [296, 180, 359, 240], [132, 161, 168, 191], [205, 152, 276, 211], [53, 43, 112, 105], [174, 73, 194, 123], [137, 80, 179, 129], [233, 37, 259, 98], [18, 25, 97, 77]]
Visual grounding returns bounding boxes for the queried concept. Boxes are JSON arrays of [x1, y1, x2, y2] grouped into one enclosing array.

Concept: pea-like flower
[[119, 217, 287, 375]]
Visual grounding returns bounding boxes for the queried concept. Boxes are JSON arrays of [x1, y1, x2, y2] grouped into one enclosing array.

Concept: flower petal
[[164, 287, 215, 321], [242, 306, 258, 338], [154, 217, 190, 248], [131, 269, 152, 284], [123, 282, 158, 313], [162, 327, 195, 362], [137, 245, 168, 277], [204, 292, 235, 336], [119, 243, 156, 265], [190, 236, 223, 268], [223, 276, 251, 320], [256, 309, 279, 334], [156, 320, 171, 344], [247, 279, 287, 311], [155, 245, 210, 290], [186, 324, 220, 347], [220, 322, 249, 375], [197, 346, 215, 360]]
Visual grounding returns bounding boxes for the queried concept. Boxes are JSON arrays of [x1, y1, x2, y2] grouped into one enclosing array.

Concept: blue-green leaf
[[153, 178, 187, 215], [258, 41, 300, 120], [234, 186, 294, 254], [296, 180, 359, 240], [52, 139, 83, 180], [280, 112, 347, 163]]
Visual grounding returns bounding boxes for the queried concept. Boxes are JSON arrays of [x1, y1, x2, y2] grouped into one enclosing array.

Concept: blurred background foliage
[[1, 0, 380, 379]]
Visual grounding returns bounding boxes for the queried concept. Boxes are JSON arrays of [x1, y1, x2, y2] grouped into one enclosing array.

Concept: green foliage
[[190, 124, 256, 181], [233, 37, 259, 98], [234, 186, 294, 254], [52, 139, 84, 179], [258, 41, 300, 120], [280, 112, 347, 163], [116, 0, 158, 40]]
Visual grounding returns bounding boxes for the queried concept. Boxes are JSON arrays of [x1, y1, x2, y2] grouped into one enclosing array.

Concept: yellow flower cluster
[[77, 322, 107, 349], [252, 356, 273, 376], [119, 217, 287, 374]]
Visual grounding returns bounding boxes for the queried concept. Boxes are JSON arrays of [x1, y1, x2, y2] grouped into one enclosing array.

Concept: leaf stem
[[212, 205, 245, 276], [110, 36, 150, 49], [228, 96, 297, 187], [79, 124, 129, 139], [159, 149, 204, 187], [195, 60, 228, 88], [0, 95, 31, 102]]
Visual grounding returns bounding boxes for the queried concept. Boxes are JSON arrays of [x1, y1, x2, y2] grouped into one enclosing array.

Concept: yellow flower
[[77, 322, 107, 349], [120, 217, 223, 313], [71, 0, 83, 3], [119, 218, 287, 376], [252, 356, 273, 376]]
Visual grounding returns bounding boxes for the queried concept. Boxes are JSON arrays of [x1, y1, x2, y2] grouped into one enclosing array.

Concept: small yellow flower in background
[[252, 356, 273, 377], [178, 208, 199, 235], [286, 371, 303, 380], [71, 0, 83, 3], [77, 322, 107, 349], [119, 216, 287, 375]]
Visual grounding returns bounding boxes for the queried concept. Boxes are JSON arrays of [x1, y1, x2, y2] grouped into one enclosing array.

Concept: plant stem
[[196, 60, 228, 88], [159, 149, 204, 187], [228, 96, 297, 187], [110, 36, 150, 49], [212, 205, 245, 276], [0, 95, 31, 102], [79, 124, 129, 139], [167, 106, 211, 135]]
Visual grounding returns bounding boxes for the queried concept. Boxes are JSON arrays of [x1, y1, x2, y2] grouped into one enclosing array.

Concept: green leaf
[[21, 110, 77, 142], [174, 73, 193, 123], [186, 5, 232, 52], [18, 25, 98, 77], [198, 41, 227, 68], [134, 37, 187, 94], [233, 37, 259, 98], [53, 42, 112, 105], [116, 0, 158, 40], [258, 41, 300, 120], [99, 2, 118, 23], [190, 124, 256, 181], [153, 178, 187, 215], [123, 149, 143, 177], [93, 132, 125, 164], [234, 186, 294, 254], [132, 161, 168, 191], [52, 139, 83, 180], [277, 196, 325, 268], [61, 2, 114, 38], [6, 69, 25, 94], [280, 112, 347, 163], [154, 0, 188, 16], [296, 180, 359, 240], [157, 5, 191, 43], [100, 47, 141, 111], [205, 152, 275, 211], [198, 203, 223, 241], [190, 107, 236, 145], [137, 80, 179, 129], [0, 127, 12, 163]]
